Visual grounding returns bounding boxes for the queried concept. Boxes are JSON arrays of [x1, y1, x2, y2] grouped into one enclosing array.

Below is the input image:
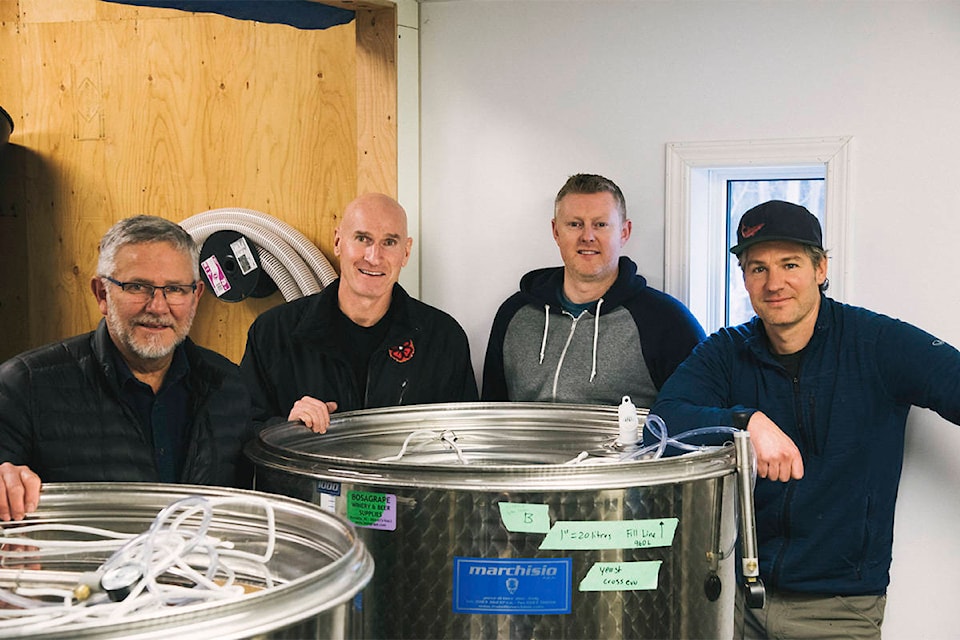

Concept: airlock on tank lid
[[617, 395, 640, 446]]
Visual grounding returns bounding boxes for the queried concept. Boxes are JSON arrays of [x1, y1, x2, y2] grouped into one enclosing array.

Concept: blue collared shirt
[[112, 345, 192, 483]]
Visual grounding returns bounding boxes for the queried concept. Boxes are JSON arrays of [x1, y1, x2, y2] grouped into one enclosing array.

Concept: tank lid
[[247, 402, 736, 491], [6, 483, 374, 639]]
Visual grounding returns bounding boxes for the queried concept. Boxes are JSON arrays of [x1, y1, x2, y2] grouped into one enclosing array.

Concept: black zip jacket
[[0, 320, 254, 487], [240, 280, 478, 426]]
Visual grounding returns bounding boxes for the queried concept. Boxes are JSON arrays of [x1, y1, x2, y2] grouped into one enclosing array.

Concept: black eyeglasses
[[102, 276, 198, 305]]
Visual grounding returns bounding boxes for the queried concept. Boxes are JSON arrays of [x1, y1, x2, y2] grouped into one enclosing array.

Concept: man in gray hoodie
[[482, 173, 704, 408]]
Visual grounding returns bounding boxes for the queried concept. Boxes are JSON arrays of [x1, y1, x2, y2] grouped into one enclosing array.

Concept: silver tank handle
[[734, 430, 766, 609]]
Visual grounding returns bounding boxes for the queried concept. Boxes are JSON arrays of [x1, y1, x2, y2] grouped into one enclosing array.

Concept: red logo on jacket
[[389, 339, 415, 363]]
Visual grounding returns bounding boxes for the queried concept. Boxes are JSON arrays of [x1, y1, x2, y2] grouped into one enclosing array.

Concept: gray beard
[[106, 308, 193, 361]]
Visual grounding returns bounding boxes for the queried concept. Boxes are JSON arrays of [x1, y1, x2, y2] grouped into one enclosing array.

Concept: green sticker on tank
[[578, 561, 663, 591], [498, 502, 551, 533], [346, 491, 396, 530], [539, 518, 679, 550]]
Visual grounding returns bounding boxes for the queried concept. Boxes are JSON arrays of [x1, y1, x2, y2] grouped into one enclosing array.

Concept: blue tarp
[[103, 0, 355, 30]]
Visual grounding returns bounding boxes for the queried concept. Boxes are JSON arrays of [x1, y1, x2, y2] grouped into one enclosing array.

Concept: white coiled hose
[[179, 207, 338, 301]]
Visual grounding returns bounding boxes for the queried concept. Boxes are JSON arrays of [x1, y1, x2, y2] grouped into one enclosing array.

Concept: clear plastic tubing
[[618, 414, 740, 461]]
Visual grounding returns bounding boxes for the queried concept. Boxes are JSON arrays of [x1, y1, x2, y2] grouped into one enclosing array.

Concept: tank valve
[[744, 577, 766, 609], [617, 395, 640, 446]]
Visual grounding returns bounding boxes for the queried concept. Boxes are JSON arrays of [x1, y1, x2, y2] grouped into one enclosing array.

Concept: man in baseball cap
[[652, 200, 960, 638]]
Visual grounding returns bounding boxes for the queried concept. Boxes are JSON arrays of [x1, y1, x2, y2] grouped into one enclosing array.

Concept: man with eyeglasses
[[0, 216, 253, 521]]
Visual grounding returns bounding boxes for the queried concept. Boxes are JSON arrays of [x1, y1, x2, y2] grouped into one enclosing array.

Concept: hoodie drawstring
[[589, 298, 603, 382], [539, 304, 550, 364]]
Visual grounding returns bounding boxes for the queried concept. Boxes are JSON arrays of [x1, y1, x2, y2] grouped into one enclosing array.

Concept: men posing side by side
[[240, 193, 478, 434], [651, 200, 960, 639], [0, 216, 253, 521], [482, 173, 704, 407]]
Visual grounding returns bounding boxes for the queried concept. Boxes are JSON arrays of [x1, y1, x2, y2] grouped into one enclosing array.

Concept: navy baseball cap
[[730, 200, 823, 256]]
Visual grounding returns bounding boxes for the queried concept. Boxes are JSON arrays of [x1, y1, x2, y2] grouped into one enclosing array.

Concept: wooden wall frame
[[0, 0, 399, 363]]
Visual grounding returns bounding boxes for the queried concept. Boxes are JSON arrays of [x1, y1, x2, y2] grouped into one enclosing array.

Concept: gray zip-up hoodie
[[482, 257, 704, 408]]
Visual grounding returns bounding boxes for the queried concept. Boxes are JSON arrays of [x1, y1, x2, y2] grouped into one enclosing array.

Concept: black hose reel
[[198, 230, 277, 302]]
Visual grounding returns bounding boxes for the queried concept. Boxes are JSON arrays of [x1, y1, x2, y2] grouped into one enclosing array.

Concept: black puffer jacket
[[0, 321, 253, 487], [240, 280, 478, 426]]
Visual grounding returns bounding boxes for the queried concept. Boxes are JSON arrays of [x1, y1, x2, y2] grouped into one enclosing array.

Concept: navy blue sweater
[[652, 296, 960, 595]]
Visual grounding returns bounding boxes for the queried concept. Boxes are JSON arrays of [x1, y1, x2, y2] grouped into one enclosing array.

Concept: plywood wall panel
[[248, 19, 357, 246], [356, 7, 397, 196], [0, 0, 398, 364], [0, 1, 17, 23], [20, 0, 176, 24], [19, 0, 97, 24], [12, 19, 109, 346]]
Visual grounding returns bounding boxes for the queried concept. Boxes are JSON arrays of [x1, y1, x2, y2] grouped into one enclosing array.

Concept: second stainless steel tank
[[247, 402, 742, 639]]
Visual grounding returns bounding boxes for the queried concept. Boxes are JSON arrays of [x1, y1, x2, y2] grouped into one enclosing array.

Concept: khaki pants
[[735, 587, 886, 640]]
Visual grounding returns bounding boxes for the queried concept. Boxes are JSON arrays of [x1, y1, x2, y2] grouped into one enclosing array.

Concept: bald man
[[240, 193, 478, 432]]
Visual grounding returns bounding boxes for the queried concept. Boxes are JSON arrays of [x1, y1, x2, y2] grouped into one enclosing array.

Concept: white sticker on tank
[[319, 494, 337, 513]]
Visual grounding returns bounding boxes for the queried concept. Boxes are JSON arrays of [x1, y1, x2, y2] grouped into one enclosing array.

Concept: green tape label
[[539, 518, 679, 550], [498, 502, 551, 533], [579, 561, 663, 591]]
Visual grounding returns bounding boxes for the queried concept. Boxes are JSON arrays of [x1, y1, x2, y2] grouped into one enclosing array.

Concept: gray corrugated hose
[[179, 208, 338, 301]]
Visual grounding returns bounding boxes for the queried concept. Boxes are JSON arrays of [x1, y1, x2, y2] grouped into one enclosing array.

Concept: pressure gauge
[[100, 563, 142, 602]]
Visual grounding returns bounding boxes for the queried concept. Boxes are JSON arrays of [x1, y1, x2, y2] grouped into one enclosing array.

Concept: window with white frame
[[664, 137, 851, 335]]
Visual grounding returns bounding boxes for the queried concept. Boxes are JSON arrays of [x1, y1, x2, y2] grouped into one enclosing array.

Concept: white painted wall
[[417, 1, 960, 638]]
